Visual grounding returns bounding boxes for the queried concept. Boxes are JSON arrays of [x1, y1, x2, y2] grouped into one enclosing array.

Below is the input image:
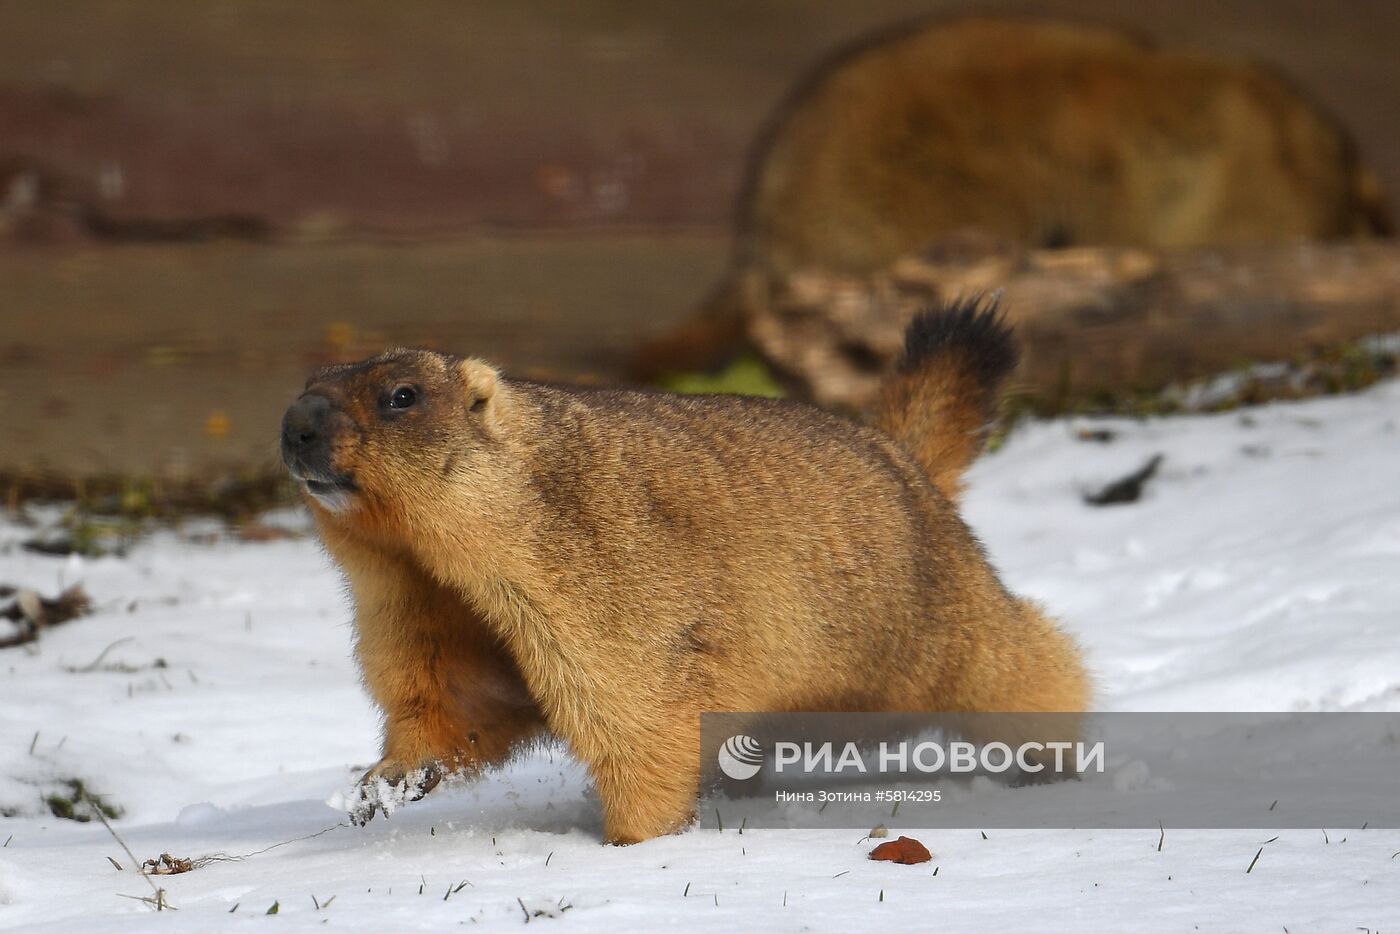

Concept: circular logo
[[717, 734, 764, 780]]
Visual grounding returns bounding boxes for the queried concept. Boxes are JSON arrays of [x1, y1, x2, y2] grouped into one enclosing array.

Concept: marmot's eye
[[388, 386, 418, 409]]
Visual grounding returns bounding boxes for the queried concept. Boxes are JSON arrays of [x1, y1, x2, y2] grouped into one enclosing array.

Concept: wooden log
[[739, 239, 1400, 411]]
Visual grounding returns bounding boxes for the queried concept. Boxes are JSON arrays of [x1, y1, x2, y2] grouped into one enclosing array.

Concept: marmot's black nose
[[281, 393, 333, 469]]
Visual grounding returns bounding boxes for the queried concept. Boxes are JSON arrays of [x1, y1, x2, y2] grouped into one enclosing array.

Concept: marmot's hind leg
[[909, 599, 1089, 779], [593, 748, 701, 845], [927, 598, 1089, 714], [562, 709, 702, 845]]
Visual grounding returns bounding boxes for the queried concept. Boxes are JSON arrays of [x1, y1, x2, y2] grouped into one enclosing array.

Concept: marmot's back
[[508, 376, 987, 714], [742, 16, 1390, 276], [509, 302, 1020, 683], [513, 378, 944, 588]]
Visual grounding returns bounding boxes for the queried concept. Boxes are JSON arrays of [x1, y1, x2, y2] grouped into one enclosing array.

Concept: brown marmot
[[742, 15, 1391, 278], [281, 298, 1088, 844], [635, 16, 1391, 383]]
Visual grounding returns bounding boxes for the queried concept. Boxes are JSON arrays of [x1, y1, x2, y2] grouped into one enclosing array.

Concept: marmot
[[281, 298, 1088, 844], [742, 15, 1391, 278], [635, 16, 1391, 382]]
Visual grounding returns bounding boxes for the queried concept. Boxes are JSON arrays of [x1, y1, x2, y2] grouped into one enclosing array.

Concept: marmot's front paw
[[349, 761, 442, 826]]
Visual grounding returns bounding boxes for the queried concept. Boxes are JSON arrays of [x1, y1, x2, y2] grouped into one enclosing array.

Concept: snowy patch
[[0, 381, 1397, 930]]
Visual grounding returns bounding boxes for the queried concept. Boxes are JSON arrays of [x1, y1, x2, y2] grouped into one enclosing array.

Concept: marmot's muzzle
[[281, 393, 336, 481]]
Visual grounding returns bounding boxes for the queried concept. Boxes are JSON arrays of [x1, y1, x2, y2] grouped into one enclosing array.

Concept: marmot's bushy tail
[[872, 297, 1018, 501]]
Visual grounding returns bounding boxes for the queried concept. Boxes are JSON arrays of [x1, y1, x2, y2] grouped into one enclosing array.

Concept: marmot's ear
[[458, 358, 503, 435]]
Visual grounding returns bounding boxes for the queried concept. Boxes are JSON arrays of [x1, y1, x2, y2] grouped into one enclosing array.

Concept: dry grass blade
[[116, 890, 173, 911], [82, 788, 172, 910], [80, 791, 138, 873], [67, 638, 136, 673], [184, 821, 346, 868], [1246, 846, 1264, 873]]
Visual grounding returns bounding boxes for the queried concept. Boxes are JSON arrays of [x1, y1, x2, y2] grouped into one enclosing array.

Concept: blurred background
[[1, 1, 1397, 519]]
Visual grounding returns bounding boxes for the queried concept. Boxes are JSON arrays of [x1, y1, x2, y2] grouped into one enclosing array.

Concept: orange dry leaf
[[869, 835, 932, 864]]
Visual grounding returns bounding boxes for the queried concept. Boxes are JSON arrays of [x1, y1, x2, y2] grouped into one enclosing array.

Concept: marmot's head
[[281, 349, 504, 519]]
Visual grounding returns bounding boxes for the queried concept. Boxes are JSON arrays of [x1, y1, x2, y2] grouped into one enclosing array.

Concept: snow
[[2, 381, 1398, 932]]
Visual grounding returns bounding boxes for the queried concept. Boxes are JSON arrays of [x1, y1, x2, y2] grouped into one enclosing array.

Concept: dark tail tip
[[901, 295, 1019, 386]]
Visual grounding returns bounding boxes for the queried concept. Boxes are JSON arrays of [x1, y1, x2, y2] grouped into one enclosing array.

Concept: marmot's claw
[[407, 763, 442, 801], [348, 761, 442, 825], [347, 782, 385, 826], [348, 797, 379, 827]]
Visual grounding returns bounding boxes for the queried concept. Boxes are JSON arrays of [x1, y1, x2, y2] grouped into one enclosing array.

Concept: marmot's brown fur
[[281, 299, 1088, 844], [742, 15, 1391, 277]]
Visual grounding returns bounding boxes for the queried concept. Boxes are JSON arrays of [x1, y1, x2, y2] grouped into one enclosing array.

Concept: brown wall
[[1, 1, 1396, 483], [2, 1, 1396, 237]]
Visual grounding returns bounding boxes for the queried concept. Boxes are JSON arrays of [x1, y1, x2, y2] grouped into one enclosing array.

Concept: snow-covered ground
[[2, 381, 1398, 932]]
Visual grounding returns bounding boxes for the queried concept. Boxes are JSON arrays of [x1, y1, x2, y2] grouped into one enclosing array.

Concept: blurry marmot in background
[[743, 15, 1391, 278], [281, 298, 1088, 844], [636, 16, 1391, 381]]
